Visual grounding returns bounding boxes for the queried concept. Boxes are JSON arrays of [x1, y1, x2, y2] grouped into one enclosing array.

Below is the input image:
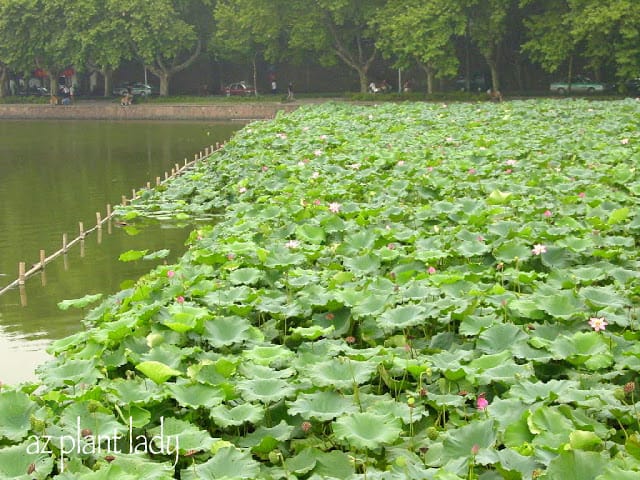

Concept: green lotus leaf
[[377, 304, 426, 332], [343, 254, 381, 275], [295, 224, 326, 244], [203, 316, 252, 348], [493, 241, 531, 263], [487, 190, 512, 205], [229, 267, 263, 285], [237, 420, 294, 448], [237, 378, 296, 403], [180, 447, 260, 480], [242, 344, 295, 366], [442, 419, 496, 461], [536, 290, 583, 319], [140, 343, 187, 369], [57, 293, 104, 310], [550, 332, 612, 369], [476, 323, 527, 354], [37, 358, 103, 388], [163, 304, 210, 333], [0, 391, 36, 441], [579, 285, 628, 309], [333, 412, 402, 450], [284, 447, 317, 475], [545, 450, 607, 480], [0, 442, 54, 479], [105, 378, 165, 405], [167, 382, 225, 409], [148, 417, 216, 455], [291, 324, 335, 340], [287, 391, 358, 421], [135, 361, 182, 384], [104, 454, 175, 480], [238, 363, 294, 379], [570, 430, 602, 451], [494, 448, 538, 480], [508, 380, 580, 404], [142, 249, 171, 260], [308, 358, 377, 389], [118, 249, 149, 262], [263, 248, 305, 267], [607, 207, 630, 225], [202, 286, 253, 307], [209, 403, 264, 428], [59, 401, 128, 438]]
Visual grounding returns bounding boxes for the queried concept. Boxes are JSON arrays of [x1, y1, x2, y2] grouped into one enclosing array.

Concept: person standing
[[287, 82, 294, 100], [271, 80, 277, 94]]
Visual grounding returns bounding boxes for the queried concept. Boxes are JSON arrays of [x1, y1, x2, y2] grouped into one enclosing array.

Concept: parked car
[[16, 86, 49, 96], [222, 82, 256, 96], [113, 82, 155, 97], [454, 73, 489, 92], [624, 78, 640, 95], [550, 76, 612, 94]]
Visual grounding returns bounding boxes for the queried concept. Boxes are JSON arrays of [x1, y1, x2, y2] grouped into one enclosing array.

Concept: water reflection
[[0, 120, 240, 383]]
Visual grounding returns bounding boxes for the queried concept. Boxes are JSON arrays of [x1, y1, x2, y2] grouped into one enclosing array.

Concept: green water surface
[[0, 120, 241, 384]]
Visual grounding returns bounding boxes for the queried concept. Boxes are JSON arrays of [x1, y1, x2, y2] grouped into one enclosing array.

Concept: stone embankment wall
[[0, 102, 301, 121]]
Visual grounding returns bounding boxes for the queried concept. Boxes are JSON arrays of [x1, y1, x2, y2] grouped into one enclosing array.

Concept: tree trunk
[[358, 68, 368, 93], [159, 72, 170, 96], [488, 60, 499, 92], [102, 68, 113, 98], [418, 62, 435, 94], [0, 66, 7, 97], [567, 55, 574, 93], [252, 54, 258, 97]]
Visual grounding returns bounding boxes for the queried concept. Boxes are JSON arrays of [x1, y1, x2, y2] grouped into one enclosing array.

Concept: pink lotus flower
[[428, 266, 437, 275], [543, 210, 552, 218], [311, 171, 320, 179], [476, 396, 489, 410], [589, 317, 608, 332], [261, 165, 268, 172], [176, 296, 185, 304], [531, 244, 547, 255], [313, 199, 322, 206], [505, 159, 517, 166], [387, 243, 396, 250], [468, 168, 476, 175], [226, 253, 236, 260], [238, 186, 247, 193], [397, 160, 405, 166], [276, 133, 287, 139], [313, 149, 323, 156], [349, 163, 361, 169], [505, 168, 513, 174], [621, 138, 630, 145], [578, 192, 586, 198], [167, 270, 175, 278], [320, 134, 328, 141], [328, 202, 341, 213], [301, 421, 312, 432]]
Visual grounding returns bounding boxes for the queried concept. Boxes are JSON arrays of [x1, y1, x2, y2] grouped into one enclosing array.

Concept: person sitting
[[120, 92, 133, 106], [487, 88, 503, 102], [368, 81, 379, 93]]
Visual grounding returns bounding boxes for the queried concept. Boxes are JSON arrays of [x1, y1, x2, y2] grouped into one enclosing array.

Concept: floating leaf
[[135, 361, 182, 384], [57, 293, 103, 310], [118, 249, 149, 262], [333, 413, 402, 450]]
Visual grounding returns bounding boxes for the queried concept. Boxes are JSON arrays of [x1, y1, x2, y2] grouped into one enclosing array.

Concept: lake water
[[0, 120, 241, 384]]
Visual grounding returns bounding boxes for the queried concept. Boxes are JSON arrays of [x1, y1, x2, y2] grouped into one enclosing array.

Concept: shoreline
[[0, 101, 302, 121]]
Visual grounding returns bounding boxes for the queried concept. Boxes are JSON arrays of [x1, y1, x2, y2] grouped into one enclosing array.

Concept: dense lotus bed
[[3, 99, 640, 479]]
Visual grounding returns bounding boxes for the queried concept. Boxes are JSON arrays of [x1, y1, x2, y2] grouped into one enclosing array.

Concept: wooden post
[[185, 157, 188, 166], [205, 147, 209, 156], [39, 249, 46, 269], [121, 195, 127, 206], [146, 181, 151, 189], [156, 176, 161, 186], [175, 163, 180, 172], [194, 153, 198, 161], [62, 233, 68, 253], [106, 204, 112, 218], [96, 212, 102, 228], [171, 168, 175, 176], [132, 188, 136, 199], [216, 142, 220, 149], [79, 221, 85, 239], [18, 262, 26, 285]]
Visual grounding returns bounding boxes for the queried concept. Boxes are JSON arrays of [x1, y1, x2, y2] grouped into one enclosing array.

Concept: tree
[[522, 0, 578, 80], [115, 0, 206, 96], [288, 0, 385, 93], [373, 0, 465, 93], [0, 0, 75, 95], [213, 0, 286, 95], [464, 0, 516, 92], [63, 0, 134, 97]]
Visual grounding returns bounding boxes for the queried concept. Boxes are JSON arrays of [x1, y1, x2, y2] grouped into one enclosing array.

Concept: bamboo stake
[[39, 250, 46, 269], [79, 222, 85, 239], [106, 204, 112, 218], [156, 176, 161, 186], [18, 262, 26, 285], [146, 181, 151, 189], [96, 212, 102, 228], [62, 233, 68, 253], [121, 195, 127, 206]]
